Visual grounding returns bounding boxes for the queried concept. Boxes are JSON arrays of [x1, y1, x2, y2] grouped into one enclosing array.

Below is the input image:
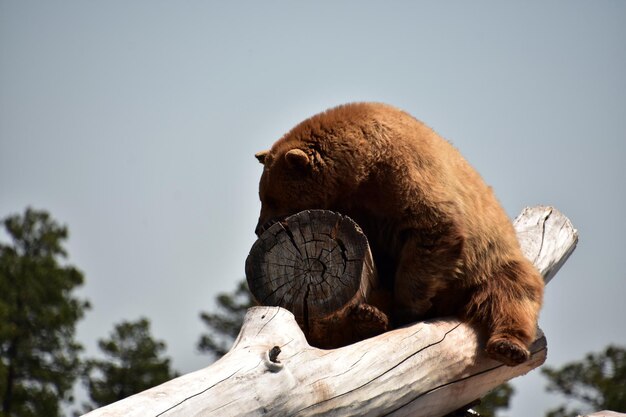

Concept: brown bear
[[254, 102, 544, 366]]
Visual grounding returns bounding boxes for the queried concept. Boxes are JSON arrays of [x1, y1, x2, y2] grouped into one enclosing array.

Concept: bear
[[254, 102, 544, 366]]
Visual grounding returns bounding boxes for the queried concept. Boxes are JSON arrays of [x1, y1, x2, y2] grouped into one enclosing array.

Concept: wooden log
[[513, 205, 578, 284], [82, 206, 578, 417], [245, 210, 389, 348]]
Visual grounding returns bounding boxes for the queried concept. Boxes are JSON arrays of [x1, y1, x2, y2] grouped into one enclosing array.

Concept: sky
[[1, 1, 625, 415]]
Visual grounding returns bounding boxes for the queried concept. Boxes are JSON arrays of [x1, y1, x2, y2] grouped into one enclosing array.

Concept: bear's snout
[[255, 216, 283, 236]]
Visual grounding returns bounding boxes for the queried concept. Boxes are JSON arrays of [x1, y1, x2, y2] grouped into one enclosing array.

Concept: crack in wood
[[283, 225, 303, 257], [153, 367, 244, 417], [401, 327, 423, 342], [293, 322, 463, 416], [255, 307, 282, 338], [381, 343, 548, 416], [533, 207, 552, 265], [303, 284, 311, 335], [335, 237, 349, 275]]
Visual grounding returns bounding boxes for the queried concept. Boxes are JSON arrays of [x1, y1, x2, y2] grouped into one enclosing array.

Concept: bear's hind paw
[[349, 303, 389, 339], [486, 337, 530, 366]]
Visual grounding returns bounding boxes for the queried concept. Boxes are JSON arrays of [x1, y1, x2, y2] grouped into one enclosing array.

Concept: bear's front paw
[[349, 303, 389, 339], [486, 337, 530, 366]]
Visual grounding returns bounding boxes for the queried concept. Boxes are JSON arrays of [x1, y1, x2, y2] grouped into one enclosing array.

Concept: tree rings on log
[[246, 210, 389, 348]]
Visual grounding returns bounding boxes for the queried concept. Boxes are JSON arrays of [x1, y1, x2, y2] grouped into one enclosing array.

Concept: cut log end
[[245, 210, 389, 347]]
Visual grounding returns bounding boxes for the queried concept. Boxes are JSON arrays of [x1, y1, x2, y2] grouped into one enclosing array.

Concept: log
[[245, 210, 389, 348], [82, 206, 578, 417], [513, 206, 578, 284]]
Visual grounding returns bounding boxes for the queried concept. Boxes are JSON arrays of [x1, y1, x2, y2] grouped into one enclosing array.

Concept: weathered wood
[[513, 205, 578, 284], [245, 210, 388, 348], [82, 206, 578, 417]]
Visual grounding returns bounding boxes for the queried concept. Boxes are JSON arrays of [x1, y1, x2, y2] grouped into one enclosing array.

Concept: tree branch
[[82, 206, 578, 417]]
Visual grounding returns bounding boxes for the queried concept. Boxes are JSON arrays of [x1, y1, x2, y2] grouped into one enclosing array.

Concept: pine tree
[[83, 318, 177, 408], [473, 383, 514, 417], [542, 345, 626, 417], [197, 280, 254, 359], [0, 208, 90, 417]]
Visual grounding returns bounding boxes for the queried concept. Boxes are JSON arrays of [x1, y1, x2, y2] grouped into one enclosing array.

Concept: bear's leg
[[393, 222, 465, 325], [464, 260, 544, 366]]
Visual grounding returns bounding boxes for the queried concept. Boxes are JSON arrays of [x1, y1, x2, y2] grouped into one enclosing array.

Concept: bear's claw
[[486, 337, 530, 366], [349, 303, 389, 339]]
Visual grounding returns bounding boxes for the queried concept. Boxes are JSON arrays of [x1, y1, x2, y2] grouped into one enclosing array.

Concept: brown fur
[[254, 102, 544, 365]]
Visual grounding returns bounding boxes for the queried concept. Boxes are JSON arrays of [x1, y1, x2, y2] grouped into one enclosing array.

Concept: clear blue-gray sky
[[1, 1, 625, 415]]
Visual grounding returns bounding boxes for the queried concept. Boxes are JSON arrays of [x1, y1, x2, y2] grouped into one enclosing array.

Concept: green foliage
[[0, 208, 90, 417], [542, 345, 626, 416], [473, 383, 514, 417], [197, 280, 254, 359], [83, 318, 177, 408]]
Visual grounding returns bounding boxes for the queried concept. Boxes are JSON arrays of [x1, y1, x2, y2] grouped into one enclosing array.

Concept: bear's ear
[[285, 149, 311, 170], [255, 150, 269, 164]]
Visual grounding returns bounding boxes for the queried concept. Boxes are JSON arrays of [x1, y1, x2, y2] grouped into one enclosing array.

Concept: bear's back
[[313, 103, 522, 282]]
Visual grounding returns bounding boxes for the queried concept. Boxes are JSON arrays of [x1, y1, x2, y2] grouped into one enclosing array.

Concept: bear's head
[[254, 143, 340, 236], [254, 105, 380, 236]]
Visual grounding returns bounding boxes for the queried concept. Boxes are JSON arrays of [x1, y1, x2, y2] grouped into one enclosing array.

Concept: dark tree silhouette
[[473, 383, 514, 417], [0, 208, 90, 417], [197, 280, 254, 359], [83, 318, 177, 409], [542, 345, 626, 417]]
